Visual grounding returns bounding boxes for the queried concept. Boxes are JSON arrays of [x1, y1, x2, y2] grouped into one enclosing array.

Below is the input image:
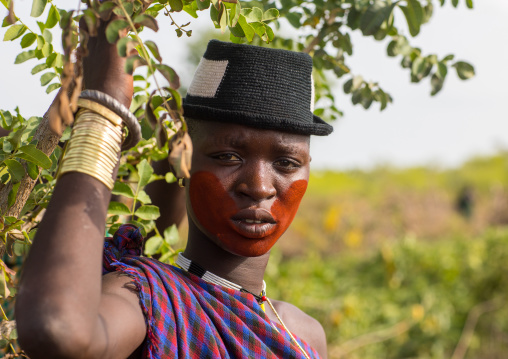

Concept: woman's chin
[[214, 234, 277, 258]]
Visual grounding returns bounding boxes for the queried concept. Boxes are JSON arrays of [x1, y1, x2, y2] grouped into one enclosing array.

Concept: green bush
[[266, 228, 508, 358]]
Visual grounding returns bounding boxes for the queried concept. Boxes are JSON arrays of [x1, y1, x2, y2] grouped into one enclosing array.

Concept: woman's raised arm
[[15, 18, 146, 359]]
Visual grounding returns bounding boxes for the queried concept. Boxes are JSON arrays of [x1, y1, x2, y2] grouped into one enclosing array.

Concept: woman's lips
[[230, 208, 277, 239]]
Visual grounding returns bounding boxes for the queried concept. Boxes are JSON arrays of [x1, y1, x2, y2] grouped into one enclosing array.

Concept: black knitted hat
[[183, 40, 333, 136]]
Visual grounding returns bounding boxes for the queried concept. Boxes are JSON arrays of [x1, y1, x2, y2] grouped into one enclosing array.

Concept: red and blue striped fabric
[[103, 224, 321, 359]]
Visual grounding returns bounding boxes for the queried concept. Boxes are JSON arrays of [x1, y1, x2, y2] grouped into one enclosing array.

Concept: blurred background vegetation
[[261, 150, 508, 358]]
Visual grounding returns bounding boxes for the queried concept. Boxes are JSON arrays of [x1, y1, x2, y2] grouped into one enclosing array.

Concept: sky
[[0, 0, 507, 170]]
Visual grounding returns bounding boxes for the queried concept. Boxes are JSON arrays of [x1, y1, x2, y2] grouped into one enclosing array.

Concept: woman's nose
[[235, 161, 276, 201]]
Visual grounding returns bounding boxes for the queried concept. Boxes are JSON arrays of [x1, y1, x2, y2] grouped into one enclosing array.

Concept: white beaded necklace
[[175, 253, 311, 359]]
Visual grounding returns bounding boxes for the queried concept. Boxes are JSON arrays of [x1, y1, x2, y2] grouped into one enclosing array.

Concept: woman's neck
[[183, 221, 270, 296]]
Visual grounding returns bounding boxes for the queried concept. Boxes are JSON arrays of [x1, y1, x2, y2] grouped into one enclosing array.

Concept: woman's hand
[[81, 17, 134, 108]]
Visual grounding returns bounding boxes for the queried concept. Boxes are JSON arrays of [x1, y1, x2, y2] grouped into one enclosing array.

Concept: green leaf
[[228, 2, 241, 27], [1, 111, 12, 130], [36, 20, 45, 33], [45, 82, 61, 94], [30, 0, 47, 18], [59, 9, 74, 29], [285, 12, 302, 28], [196, 0, 210, 11], [337, 33, 353, 56], [13, 241, 29, 256], [453, 61, 475, 80], [0, 266, 10, 298], [249, 21, 264, 35], [136, 190, 151, 204], [105, 19, 129, 44], [229, 22, 245, 38], [165, 172, 176, 183], [36, 35, 45, 50], [237, 14, 255, 42], [242, 7, 263, 22], [26, 161, 39, 180], [344, 76, 363, 94], [60, 126, 71, 142], [136, 159, 153, 188], [108, 201, 131, 215], [45, 5, 60, 28], [4, 159, 25, 183], [400, 0, 423, 37], [41, 42, 52, 57], [145, 40, 162, 62], [20, 33, 37, 48], [7, 126, 24, 150], [8, 182, 20, 207], [42, 28, 52, 43], [411, 57, 425, 77], [442, 54, 454, 63], [124, 55, 147, 74], [164, 224, 180, 245], [31, 63, 47, 75], [452, 0, 459, 7], [40, 71, 56, 86], [144, 235, 163, 255], [112, 181, 135, 198], [430, 73, 444, 96], [116, 36, 136, 57], [46, 52, 62, 67], [3, 24, 27, 41], [154, 64, 180, 89], [17, 144, 52, 169], [466, 0, 473, 9], [262, 8, 279, 21], [436, 62, 447, 79], [360, 1, 397, 36], [133, 14, 159, 32], [265, 25, 274, 42], [134, 205, 160, 220], [166, 87, 182, 111], [2, 137, 12, 152], [98, 1, 115, 16], [183, 1, 199, 18], [168, 0, 183, 12], [313, 108, 324, 117], [210, 2, 219, 24], [219, 4, 227, 33]]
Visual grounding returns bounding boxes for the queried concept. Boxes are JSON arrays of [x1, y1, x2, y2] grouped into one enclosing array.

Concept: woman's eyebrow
[[210, 134, 248, 148], [272, 141, 308, 155]]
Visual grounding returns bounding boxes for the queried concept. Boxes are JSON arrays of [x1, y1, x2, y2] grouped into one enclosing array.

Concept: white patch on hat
[[187, 58, 229, 98], [310, 74, 315, 112]]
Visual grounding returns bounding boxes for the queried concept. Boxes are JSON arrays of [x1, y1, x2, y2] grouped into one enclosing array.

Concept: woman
[[15, 18, 332, 359]]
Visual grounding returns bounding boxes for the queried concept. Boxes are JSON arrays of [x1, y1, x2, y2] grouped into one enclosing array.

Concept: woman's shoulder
[[269, 299, 327, 359]]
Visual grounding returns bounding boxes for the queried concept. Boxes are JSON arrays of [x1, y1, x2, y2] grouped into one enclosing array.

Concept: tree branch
[[0, 99, 61, 217], [330, 320, 413, 358], [451, 298, 505, 359]]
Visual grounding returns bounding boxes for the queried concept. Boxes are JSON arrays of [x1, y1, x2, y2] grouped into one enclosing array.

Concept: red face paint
[[189, 171, 307, 257]]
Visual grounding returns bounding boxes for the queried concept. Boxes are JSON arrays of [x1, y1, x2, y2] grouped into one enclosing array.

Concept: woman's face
[[186, 121, 311, 257]]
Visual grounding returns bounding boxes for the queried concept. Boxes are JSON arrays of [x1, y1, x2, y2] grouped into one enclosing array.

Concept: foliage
[[0, 0, 478, 356], [237, 0, 475, 120], [266, 228, 508, 358]]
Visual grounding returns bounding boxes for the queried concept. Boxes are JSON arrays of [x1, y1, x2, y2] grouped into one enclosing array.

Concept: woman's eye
[[215, 153, 241, 162], [274, 159, 300, 169]]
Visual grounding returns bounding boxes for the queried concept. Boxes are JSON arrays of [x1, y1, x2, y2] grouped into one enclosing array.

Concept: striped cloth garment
[[103, 224, 321, 359]]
